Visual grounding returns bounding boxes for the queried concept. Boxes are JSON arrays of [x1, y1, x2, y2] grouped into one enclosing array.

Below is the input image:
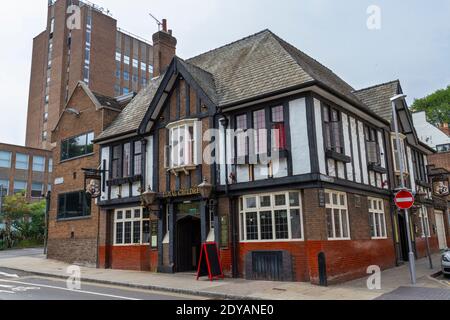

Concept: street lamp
[[198, 178, 213, 200], [391, 94, 417, 285]]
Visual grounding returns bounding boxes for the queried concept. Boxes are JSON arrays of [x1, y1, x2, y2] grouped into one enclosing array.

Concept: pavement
[[0, 248, 448, 300]]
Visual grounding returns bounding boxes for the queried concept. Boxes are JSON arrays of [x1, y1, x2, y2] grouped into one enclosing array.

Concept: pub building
[[93, 28, 446, 284]]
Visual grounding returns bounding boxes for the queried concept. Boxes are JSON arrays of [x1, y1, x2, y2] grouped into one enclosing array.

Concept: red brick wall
[[305, 239, 396, 284], [100, 245, 151, 271], [415, 237, 440, 258]]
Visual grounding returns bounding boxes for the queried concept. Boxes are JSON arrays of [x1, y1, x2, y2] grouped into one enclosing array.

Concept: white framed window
[[31, 182, 44, 199], [124, 55, 130, 65], [0, 151, 11, 168], [418, 206, 431, 238], [239, 191, 303, 242], [140, 62, 147, 72], [15, 153, 29, 170], [114, 208, 151, 246], [325, 190, 350, 240], [166, 120, 200, 170], [368, 198, 387, 239], [391, 134, 408, 174], [115, 52, 121, 62], [133, 59, 139, 68], [32, 156, 45, 172]]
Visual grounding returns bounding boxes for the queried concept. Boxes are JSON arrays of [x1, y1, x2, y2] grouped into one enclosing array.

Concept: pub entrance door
[[175, 215, 202, 272]]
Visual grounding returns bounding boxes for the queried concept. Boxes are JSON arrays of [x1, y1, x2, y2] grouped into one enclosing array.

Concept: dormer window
[[166, 120, 200, 172]]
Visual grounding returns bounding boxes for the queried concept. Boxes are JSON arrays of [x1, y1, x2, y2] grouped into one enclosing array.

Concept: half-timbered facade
[[93, 30, 442, 284], [355, 80, 445, 262]]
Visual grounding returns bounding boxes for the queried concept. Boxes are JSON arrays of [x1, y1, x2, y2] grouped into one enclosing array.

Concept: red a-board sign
[[196, 242, 224, 281], [394, 190, 415, 210]]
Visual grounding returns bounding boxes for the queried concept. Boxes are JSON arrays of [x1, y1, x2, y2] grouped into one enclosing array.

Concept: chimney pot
[[168, 29, 173, 35], [162, 19, 167, 32]]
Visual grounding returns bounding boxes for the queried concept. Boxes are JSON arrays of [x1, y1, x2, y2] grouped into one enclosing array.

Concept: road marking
[[0, 279, 140, 300], [0, 290, 15, 294], [0, 272, 19, 278]]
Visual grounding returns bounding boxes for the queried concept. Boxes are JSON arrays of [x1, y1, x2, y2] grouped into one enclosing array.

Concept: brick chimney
[[152, 19, 177, 77]]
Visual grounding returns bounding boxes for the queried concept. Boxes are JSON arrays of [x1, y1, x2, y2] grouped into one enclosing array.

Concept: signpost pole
[[392, 95, 416, 285]]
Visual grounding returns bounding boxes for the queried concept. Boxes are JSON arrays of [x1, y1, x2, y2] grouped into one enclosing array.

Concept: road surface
[[0, 267, 204, 300]]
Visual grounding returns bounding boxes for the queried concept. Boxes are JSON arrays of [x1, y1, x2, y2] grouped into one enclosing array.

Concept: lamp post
[[391, 94, 416, 285]]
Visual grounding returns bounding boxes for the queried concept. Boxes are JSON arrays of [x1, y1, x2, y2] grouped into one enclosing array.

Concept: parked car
[[442, 250, 450, 277]]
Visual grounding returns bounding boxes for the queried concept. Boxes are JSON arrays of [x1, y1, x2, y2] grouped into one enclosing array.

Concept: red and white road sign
[[394, 190, 415, 210]]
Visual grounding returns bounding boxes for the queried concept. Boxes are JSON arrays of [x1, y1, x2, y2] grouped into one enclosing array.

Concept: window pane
[[246, 212, 258, 240], [290, 209, 302, 239], [275, 194, 286, 206], [275, 210, 289, 239], [116, 211, 123, 220], [0, 151, 12, 168], [259, 211, 273, 240], [253, 110, 267, 154], [246, 197, 257, 209], [124, 222, 132, 244], [334, 209, 341, 238], [260, 196, 271, 208], [31, 183, 43, 198], [341, 210, 349, 238], [16, 154, 29, 170], [123, 143, 131, 177], [133, 221, 141, 244], [143, 220, 151, 244], [14, 181, 27, 194], [32, 156, 45, 172], [326, 209, 333, 238], [134, 209, 141, 219], [369, 213, 376, 238], [289, 192, 300, 207], [125, 210, 132, 219], [116, 223, 123, 244], [380, 213, 386, 237]]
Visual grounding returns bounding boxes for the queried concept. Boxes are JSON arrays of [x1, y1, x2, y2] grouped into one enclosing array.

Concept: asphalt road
[[0, 267, 203, 300], [0, 248, 44, 259]]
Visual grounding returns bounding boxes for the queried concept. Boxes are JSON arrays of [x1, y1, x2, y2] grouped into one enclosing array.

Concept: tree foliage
[[411, 85, 450, 125], [0, 192, 46, 249]]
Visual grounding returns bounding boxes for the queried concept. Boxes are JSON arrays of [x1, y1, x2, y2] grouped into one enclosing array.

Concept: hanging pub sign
[[196, 242, 224, 281], [433, 180, 449, 197]]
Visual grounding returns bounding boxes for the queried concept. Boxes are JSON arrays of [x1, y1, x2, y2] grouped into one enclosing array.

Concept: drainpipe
[[44, 191, 51, 256]]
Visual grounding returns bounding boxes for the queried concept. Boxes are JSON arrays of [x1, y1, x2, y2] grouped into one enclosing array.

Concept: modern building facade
[[46, 81, 131, 266], [0, 143, 53, 202], [26, 0, 153, 150]]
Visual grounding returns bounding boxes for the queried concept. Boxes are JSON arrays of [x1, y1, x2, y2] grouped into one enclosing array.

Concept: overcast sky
[[1, 0, 449, 146]]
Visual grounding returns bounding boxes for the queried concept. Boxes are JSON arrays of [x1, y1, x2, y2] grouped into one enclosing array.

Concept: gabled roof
[[186, 29, 364, 108], [52, 81, 121, 133], [95, 77, 163, 142], [353, 80, 402, 122]]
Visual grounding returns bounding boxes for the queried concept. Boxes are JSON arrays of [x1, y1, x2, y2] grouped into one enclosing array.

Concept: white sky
[[0, 0, 449, 146]]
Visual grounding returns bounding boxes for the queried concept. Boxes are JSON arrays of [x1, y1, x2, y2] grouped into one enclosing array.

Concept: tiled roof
[[93, 93, 122, 110], [187, 29, 364, 108], [353, 80, 401, 122], [95, 77, 163, 141]]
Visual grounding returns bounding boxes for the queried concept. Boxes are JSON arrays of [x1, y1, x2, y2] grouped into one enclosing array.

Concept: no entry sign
[[394, 190, 415, 210]]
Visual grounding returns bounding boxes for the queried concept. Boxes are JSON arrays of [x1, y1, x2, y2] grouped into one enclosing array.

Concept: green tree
[[0, 192, 30, 248], [14, 200, 46, 243], [411, 85, 450, 125]]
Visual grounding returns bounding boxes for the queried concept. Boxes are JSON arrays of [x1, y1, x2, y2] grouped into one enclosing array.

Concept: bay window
[[325, 190, 350, 240], [239, 192, 303, 242], [114, 208, 151, 245], [167, 120, 199, 170], [368, 198, 387, 239]]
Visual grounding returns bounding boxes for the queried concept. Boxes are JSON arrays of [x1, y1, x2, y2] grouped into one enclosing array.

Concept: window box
[[368, 163, 387, 174], [326, 150, 351, 163]]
